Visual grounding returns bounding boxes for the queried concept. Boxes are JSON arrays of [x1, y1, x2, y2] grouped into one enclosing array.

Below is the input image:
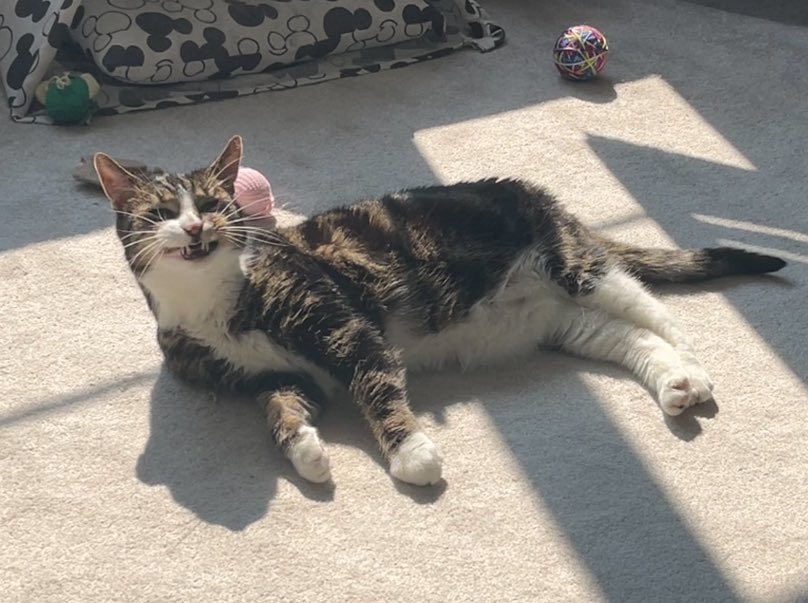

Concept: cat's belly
[[388, 274, 572, 371]]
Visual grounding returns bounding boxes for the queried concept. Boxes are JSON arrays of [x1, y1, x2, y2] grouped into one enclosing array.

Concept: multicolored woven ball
[[553, 25, 609, 81]]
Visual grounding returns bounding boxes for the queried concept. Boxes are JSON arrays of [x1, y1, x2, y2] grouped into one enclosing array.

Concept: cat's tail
[[601, 239, 787, 284]]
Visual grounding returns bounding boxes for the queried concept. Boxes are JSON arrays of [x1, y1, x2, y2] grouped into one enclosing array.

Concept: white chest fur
[[140, 249, 304, 376]]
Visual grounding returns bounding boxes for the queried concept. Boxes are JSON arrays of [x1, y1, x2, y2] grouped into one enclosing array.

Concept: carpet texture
[[1, 1, 807, 601]]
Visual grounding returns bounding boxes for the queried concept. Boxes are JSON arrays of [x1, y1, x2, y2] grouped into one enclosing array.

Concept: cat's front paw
[[389, 431, 443, 486], [657, 364, 714, 416], [288, 426, 332, 483]]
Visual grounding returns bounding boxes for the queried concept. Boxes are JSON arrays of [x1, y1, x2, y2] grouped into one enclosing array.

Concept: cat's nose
[[182, 221, 203, 237]]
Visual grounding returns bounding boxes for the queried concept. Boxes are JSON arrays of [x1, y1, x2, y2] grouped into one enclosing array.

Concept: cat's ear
[[208, 135, 243, 193], [93, 153, 142, 210]]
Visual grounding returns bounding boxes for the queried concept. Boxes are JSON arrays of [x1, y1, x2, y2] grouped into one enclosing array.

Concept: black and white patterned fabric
[[72, 0, 442, 85], [1, 0, 504, 123]]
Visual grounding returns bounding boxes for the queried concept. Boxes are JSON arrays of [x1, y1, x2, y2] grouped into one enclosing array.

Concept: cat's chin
[[165, 240, 220, 262]]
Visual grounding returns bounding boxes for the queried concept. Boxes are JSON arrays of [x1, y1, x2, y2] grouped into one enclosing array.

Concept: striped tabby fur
[[94, 137, 785, 486]]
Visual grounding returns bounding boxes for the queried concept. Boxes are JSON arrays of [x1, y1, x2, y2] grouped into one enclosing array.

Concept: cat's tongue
[[234, 167, 274, 218]]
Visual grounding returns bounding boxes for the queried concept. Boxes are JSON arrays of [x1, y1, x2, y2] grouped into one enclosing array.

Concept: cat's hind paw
[[657, 365, 714, 416], [390, 431, 443, 486], [288, 426, 332, 483]]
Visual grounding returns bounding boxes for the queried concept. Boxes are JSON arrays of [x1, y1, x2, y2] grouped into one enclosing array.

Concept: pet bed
[[0, 0, 504, 123]]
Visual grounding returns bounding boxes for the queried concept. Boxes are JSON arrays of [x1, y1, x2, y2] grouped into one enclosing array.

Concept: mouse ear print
[[93, 153, 143, 210], [208, 135, 243, 194]]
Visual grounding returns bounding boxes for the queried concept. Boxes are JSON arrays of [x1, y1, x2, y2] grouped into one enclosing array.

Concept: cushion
[[71, 0, 441, 85]]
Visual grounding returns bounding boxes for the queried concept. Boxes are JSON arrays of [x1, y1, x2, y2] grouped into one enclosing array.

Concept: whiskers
[[218, 223, 288, 249], [220, 189, 273, 221], [116, 210, 160, 226], [119, 224, 159, 241], [121, 234, 160, 251], [215, 187, 288, 249], [216, 187, 245, 217], [207, 153, 241, 187], [127, 236, 165, 274], [225, 211, 274, 226]]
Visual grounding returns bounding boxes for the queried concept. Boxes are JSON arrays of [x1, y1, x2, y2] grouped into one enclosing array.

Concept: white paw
[[288, 426, 332, 483], [657, 363, 714, 416], [389, 432, 443, 486]]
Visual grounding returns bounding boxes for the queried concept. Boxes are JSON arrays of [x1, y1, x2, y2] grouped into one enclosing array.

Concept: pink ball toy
[[234, 167, 274, 219]]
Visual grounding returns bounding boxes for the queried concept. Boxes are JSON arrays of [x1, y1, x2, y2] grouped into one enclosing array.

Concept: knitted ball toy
[[553, 25, 609, 81], [234, 167, 274, 219], [34, 72, 100, 124]]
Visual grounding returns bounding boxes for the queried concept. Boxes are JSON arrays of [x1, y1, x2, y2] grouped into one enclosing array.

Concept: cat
[[93, 136, 786, 486]]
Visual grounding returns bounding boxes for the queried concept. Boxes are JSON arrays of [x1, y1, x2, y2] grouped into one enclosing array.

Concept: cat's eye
[[197, 198, 221, 213], [148, 207, 177, 221]]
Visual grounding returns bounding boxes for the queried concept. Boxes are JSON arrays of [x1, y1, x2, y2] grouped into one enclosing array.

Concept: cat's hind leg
[[261, 388, 332, 483], [579, 268, 702, 361], [555, 308, 713, 415]]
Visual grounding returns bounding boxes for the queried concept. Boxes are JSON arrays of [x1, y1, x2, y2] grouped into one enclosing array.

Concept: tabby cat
[[94, 136, 785, 486]]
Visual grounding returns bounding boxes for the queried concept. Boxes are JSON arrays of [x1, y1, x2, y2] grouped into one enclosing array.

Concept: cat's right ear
[[93, 153, 141, 210]]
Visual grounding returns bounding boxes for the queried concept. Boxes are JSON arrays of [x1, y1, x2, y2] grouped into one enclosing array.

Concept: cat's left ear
[[93, 153, 143, 211], [208, 135, 243, 194]]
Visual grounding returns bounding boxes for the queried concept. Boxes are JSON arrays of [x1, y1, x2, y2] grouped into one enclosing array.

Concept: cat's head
[[94, 136, 256, 275]]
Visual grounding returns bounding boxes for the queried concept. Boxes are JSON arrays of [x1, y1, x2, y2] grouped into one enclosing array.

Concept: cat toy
[[74, 159, 275, 220], [553, 25, 609, 81], [234, 167, 275, 219], [35, 72, 100, 124]]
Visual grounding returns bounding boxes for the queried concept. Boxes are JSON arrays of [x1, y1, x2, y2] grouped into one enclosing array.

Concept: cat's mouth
[[179, 240, 218, 261]]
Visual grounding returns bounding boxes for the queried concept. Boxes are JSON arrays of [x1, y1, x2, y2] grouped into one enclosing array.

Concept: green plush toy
[[35, 72, 100, 125]]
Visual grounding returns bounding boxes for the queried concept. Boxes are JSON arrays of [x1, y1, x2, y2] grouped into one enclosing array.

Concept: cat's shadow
[[137, 347, 713, 529], [136, 368, 335, 531]]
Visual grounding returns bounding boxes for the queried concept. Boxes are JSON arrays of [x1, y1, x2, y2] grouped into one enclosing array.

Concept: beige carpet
[[2, 1, 807, 601]]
